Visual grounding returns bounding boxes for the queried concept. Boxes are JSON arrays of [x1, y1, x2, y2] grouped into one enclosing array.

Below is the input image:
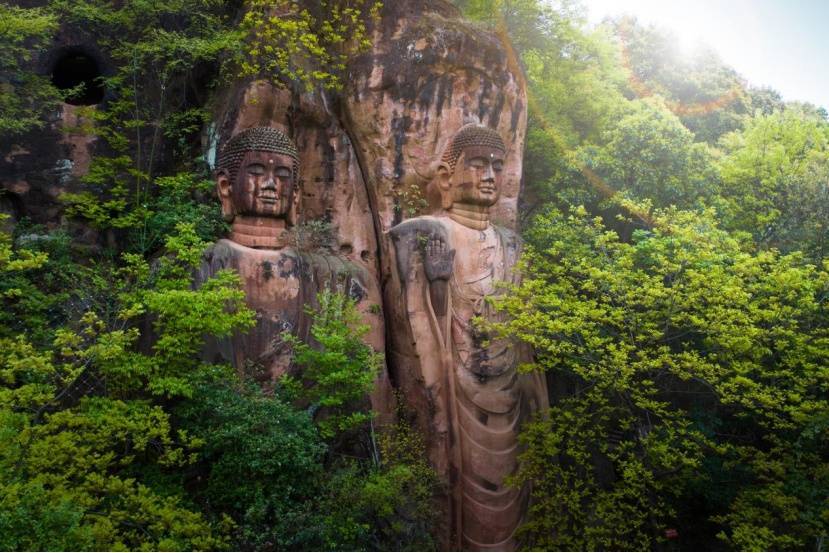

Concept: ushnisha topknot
[[441, 124, 506, 173], [217, 127, 299, 183]]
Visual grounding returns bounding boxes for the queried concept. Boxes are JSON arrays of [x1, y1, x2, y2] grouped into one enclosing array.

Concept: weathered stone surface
[[199, 238, 375, 382], [6, 1, 543, 548], [342, 0, 527, 232], [1, 25, 109, 232], [0, 103, 97, 228], [205, 101, 391, 415], [387, 124, 547, 550]]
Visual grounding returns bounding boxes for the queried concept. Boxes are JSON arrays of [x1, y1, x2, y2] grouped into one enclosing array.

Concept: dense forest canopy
[[458, 1, 828, 550], [1, 0, 827, 551]]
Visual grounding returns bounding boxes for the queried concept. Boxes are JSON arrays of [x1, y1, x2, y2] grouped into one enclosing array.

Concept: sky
[[582, 0, 829, 110]]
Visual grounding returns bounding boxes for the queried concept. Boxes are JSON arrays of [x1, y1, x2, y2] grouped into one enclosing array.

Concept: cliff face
[[1, 1, 531, 548], [343, 1, 526, 233], [1, 21, 109, 233], [341, 6, 529, 525], [206, 0, 528, 429]]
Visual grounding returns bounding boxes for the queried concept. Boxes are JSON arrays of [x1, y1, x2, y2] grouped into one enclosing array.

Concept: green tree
[[239, 0, 380, 92], [607, 17, 751, 144], [285, 289, 382, 439], [307, 417, 439, 551], [176, 380, 326, 550], [748, 86, 785, 116], [493, 201, 829, 551], [717, 108, 829, 259], [577, 97, 717, 209], [0, 221, 253, 550], [0, 5, 62, 137], [175, 285, 435, 551]]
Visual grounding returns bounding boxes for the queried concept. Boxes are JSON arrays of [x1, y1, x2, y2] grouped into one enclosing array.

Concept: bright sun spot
[[584, 0, 765, 59], [580, 0, 828, 110], [581, 0, 794, 97]]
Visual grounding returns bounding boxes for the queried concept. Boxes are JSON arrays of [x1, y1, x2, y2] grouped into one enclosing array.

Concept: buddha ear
[[437, 162, 453, 210], [437, 162, 452, 192], [287, 177, 301, 228], [216, 169, 234, 222]]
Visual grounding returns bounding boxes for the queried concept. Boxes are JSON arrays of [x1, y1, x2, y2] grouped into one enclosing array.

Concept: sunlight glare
[[584, 0, 769, 81]]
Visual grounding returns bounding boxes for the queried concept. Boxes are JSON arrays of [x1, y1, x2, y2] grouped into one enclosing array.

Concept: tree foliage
[[494, 203, 829, 550], [176, 380, 325, 550], [177, 379, 438, 551], [577, 98, 717, 209], [239, 0, 380, 91], [285, 289, 382, 438], [0, 221, 251, 550], [717, 109, 829, 260], [0, 208, 434, 550], [0, 5, 62, 137]]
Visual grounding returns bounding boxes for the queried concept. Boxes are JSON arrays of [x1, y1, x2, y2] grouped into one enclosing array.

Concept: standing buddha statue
[[389, 124, 548, 551]]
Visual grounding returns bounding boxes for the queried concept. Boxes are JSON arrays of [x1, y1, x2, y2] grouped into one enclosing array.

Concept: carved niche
[[199, 118, 388, 415]]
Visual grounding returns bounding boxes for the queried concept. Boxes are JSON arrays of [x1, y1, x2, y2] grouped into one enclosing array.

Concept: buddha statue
[[388, 124, 548, 551], [200, 126, 373, 382]]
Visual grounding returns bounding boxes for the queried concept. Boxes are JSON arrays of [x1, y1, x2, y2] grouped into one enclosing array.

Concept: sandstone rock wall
[[209, 79, 393, 417], [343, 1, 526, 233], [1, 25, 110, 232], [340, 0, 529, 501], [2, 1, 534, 548]]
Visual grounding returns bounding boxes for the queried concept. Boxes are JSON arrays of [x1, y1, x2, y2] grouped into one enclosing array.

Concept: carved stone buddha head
[[436, 124, 506, 229], [216, 127, 300, 248]]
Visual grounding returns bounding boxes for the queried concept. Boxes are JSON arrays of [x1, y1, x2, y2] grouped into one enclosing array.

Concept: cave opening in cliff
[[51, 51, 105, 106]]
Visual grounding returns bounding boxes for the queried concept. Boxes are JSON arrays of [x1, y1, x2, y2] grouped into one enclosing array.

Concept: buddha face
[[218, 150, 296, 219], [441, 145, 505, 208]]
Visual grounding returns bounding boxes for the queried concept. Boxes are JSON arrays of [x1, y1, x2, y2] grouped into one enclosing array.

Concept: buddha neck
[[230, 215, 288, 249], [447, 203, 491, 231]]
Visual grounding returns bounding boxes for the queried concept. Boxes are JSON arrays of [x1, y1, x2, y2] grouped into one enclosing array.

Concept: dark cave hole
[[51, 51, 105, 106]]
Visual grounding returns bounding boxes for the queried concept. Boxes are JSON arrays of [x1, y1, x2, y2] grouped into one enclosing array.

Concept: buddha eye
[[246, 163, 266, 176], [275, 167, 292, 179], [492, 160, 504, 172], [468, 158, 485, 169]]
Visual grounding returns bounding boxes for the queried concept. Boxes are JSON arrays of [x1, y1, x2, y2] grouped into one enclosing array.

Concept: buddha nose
[[482, 163, 495, 182], [261, 175, 277, 194]]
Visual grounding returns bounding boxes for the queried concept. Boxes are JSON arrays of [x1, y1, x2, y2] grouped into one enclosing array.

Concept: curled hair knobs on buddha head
[[441, 124, 506, 173], [217, 127, 300, 183]]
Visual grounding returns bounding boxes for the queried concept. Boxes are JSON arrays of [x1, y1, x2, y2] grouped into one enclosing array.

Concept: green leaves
[[499, 202, 829, 550], [0, 219, 253, 550], [717, 109, 829, 259], [286, 289, 382, 438], [0, 5, 62, 137], [176, 380, 438, 551], [0, 393, 226, 551], [176, 380, 325, 550], [578, 98, 718, 209], [237, 0, 380, 91]]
